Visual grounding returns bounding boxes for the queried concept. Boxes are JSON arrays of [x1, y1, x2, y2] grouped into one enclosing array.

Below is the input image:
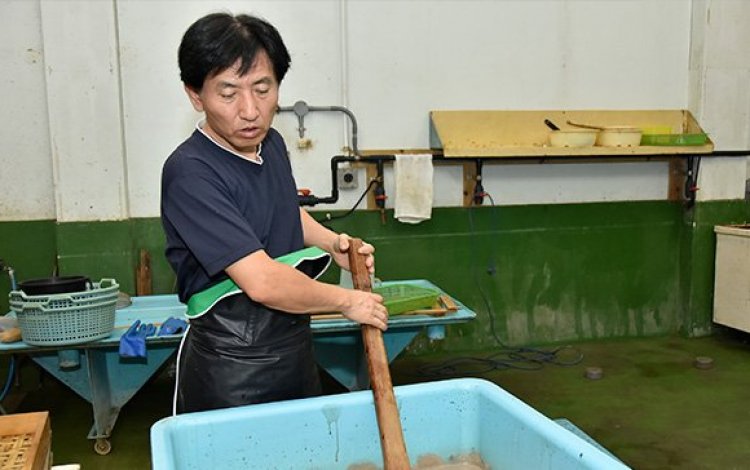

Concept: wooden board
[[667, 157, 688, 201], [430, 109, 714, 157]]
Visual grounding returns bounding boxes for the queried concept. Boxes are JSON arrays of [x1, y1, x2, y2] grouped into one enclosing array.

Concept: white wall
[[116, 0, 353, 217], [0, 0, 54, 220], [345, 0, 689, 208], [689, 0, 750, 201], [41, 0, 128, 222], [0, 0, 748, 221]]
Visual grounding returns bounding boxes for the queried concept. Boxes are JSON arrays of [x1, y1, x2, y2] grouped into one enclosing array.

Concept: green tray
[[373, 284, 441, 315], [640, 133, 708, 146]]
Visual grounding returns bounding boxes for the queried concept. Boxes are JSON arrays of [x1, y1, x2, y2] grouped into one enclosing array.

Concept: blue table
[[0, 279, 475, 455]]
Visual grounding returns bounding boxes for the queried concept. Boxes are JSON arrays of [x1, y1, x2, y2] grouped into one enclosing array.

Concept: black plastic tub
[[18, 276, 90, 295]]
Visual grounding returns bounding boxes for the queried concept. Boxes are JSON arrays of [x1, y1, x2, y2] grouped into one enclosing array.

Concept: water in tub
[[347, 451, 490, 469]]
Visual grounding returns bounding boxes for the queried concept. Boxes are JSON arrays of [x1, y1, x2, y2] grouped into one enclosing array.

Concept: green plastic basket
[[373, 284, 441, 315], [8, 279, 119, 346], [640, 133, 708, 146]]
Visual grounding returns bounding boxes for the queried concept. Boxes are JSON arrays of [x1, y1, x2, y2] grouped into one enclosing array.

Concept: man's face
[[185, 51, 279, 159]]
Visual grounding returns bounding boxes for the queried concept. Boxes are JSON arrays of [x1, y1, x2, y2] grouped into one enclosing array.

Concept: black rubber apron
[[176, 293, 321, 413], [175, 247, 331, 414]]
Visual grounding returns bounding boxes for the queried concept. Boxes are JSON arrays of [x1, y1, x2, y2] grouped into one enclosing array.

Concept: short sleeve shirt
[[161, 128, 303, 302]]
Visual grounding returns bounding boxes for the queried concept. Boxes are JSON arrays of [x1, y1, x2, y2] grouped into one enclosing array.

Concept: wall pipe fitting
[[374, 160, 387, 210], [297, 154, 396, 207], [298, 155, 354, 206], [1, 259, 17, 290], [374, 159, 388, 224], [473, 159, 485, 206], [278, 100, 361, 156]]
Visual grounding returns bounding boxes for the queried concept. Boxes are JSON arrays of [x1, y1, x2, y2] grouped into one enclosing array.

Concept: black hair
[[178, 12, 291, 91]]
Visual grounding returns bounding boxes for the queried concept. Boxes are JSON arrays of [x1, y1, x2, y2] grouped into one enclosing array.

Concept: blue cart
[[0, 279, 475, 455]]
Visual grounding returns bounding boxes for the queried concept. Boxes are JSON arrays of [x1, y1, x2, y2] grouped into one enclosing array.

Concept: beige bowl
[[549, 129, 597, 148], [596, 128, 642, 147]]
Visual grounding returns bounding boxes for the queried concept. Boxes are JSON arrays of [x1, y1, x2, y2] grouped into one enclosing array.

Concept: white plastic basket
[[9, 279, 119, 346]]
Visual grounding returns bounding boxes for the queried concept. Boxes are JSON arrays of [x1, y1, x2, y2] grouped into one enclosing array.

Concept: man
[[161, 12, 387, 414]]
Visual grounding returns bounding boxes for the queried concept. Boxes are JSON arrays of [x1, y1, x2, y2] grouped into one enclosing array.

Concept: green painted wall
[[0, 220, 57, 312], [1, 200, 748, 354], [325, 202, 687, 351], [55, 219, 175, 296], [678, 201, 750, 337]]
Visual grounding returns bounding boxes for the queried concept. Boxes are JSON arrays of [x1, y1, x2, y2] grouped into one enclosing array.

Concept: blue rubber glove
[[119, 320, 156, 358], [158, 317, 188, 336]]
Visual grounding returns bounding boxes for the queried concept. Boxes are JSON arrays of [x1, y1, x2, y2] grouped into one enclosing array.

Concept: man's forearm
[[299, 208, 338, 253], [226, 249, 348, 314]]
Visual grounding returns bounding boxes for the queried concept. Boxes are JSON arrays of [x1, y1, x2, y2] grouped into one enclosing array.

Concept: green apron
[[185, 246, 332, 319]]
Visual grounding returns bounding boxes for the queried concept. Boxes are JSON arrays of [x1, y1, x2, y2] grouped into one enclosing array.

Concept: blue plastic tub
[[151, 378, 628, 469]]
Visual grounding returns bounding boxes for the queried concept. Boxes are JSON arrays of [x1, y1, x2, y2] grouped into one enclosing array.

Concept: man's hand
[[332, 233, 375, 274], [342, 289, 388, 330]]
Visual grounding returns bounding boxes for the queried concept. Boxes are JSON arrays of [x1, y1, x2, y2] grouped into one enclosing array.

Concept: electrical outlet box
[[337, 168, 358, 190]]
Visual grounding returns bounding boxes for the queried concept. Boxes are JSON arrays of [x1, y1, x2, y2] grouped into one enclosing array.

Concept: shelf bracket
[[684, 156, 701, 208]]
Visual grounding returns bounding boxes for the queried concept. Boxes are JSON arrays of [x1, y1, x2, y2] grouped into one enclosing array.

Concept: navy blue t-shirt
[[161, 128, 303, 302]]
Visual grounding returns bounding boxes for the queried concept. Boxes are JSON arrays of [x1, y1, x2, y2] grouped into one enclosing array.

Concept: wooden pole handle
[[348, 238, 410, 469], [136, 248, 152, 296]]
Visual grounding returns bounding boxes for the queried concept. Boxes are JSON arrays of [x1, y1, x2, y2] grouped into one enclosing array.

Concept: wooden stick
[[440, 294, 459, 311], [348, 239, 410, 469], [136, 249, 152, 296]]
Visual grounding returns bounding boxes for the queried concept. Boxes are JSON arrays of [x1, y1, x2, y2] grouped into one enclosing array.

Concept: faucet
[[0, 259, 17, 291]]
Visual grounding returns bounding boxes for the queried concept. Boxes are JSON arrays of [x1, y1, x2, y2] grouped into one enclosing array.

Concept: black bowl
[[19, 276, 91, 295]]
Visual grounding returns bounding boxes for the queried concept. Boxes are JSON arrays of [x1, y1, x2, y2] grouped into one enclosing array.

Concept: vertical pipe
[[338, 0, 351, 151]]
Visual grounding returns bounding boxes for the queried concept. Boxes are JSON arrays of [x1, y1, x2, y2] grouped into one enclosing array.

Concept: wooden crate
[[0, 412, 51, 470]]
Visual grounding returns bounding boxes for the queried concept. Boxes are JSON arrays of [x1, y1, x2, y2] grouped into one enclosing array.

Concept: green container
[[373, 284, 441, 315], [640, 133, 708, 146]]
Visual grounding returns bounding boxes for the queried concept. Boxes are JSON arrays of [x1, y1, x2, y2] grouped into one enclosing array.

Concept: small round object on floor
[[694, 356, 714, 370], [584, 366, 603, 380], [94, 438, 112, 455]]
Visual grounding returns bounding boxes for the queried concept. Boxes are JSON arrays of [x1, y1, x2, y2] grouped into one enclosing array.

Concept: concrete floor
[[11, 329, 750, 469]]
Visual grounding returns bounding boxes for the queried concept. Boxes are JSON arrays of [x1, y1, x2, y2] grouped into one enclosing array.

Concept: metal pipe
[[473, 159, 485, 206], [8, 268, 16, 291], [315, 105, 359, 156], [296, 150, 750, 207], [1, 260, 16, 291], [298, 155, 356, 206], [374, 160, 387, 224], [278, 101, 360, 155], [709, 150, 750, 157], [297, 155, 395, 207]]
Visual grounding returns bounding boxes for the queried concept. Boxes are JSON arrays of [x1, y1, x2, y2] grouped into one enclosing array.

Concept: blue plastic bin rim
[[151, 378, 629, 470]]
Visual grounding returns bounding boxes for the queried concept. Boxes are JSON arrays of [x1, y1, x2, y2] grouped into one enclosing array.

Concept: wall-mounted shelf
[[312, 111, 744, 212], [429, 109, 714, 157], [354, 150, 749, 209]]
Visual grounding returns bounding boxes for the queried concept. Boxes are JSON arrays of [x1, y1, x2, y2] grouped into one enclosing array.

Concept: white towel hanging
[[394, 154, 433, 224]]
